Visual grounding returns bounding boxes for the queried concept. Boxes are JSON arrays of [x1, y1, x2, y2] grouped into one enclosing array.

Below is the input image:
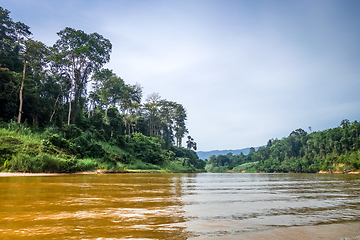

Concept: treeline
[[0, 6, 204, 173], [206, 119, 360, 173]]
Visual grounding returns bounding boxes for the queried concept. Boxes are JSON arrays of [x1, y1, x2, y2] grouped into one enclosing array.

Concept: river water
[[0, 173, 359, 239]]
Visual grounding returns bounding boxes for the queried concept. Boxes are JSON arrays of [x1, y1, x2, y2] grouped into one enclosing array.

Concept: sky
[[2, 0, 360, 151]]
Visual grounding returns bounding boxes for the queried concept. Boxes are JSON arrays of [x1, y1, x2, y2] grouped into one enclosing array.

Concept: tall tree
[[52, 27, 112, 125], [91, 69, 125, 112], [144, 93, 162, 137], [186, 135, 197, 150], [0, 7, 31, 72], [174, 104, 188, 147], [18, 39, 48, 123]]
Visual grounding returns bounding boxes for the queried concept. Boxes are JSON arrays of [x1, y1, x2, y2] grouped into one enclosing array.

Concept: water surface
[[0, 173, 359, 239]]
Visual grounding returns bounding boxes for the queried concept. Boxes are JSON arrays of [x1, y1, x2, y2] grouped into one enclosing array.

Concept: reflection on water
[[0, 173, 359, 239]]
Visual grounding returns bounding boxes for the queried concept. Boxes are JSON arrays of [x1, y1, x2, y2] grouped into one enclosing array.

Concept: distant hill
[[196, 147, 262, 160]]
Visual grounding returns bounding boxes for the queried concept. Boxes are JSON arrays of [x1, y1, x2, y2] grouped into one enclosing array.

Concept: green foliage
[[162, 158, 197, 173], [76, 158, 97, 171], [61, 124, 83, 139], [130, 132, 164, 165], [253, 120, 360, 172], [100, 142, 133, 164], [207, 120, 360, 173], [170, 145, 205, 169], [97, 161, 125, 171], [0, 6, 202, 173], [232, 162, 258, 172], [8, 153, 62, 173], [127, 159, 161, 170]]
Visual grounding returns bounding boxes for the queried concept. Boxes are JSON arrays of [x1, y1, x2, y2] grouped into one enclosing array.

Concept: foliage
[[232, 162, 258, 172], [126, 159, 161, 170], [206, 120, 360, 173], [0, 6, 203, 173]]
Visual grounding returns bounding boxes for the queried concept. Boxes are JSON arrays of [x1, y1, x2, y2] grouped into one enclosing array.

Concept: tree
[[91, 69, 125, 112], [186, 135, 197, 150], [18, 39, 48, 123], [144, 93, 162, 137], [174, 104, 187, 147], [340, 119, 350, 128], [0, 7, 31, 72], [52, 27, 112, 125]]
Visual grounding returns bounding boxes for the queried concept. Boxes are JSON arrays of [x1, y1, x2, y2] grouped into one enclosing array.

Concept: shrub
[[86, 142, 106, 158], [232, 162, 258, 172], [8, 153, 62, 173], [76, 158, 97, 171], [49, 134, 69, 148], [163, 159, 196, 173], [59, 157, 79, 173], [97, 161, 125, 171], [127, 159, 161, 170], [130, 133, 164, 165], [61, 124, 83, 139]]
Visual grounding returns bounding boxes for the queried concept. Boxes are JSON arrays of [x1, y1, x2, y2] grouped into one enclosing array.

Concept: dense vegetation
[[205, 119, 360, 173], [0, 7, 204, 173]]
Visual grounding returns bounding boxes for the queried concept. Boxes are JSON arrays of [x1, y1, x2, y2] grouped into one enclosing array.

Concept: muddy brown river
[[0, 173, 359, 239]]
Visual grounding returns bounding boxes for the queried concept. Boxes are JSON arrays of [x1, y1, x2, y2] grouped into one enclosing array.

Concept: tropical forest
[[205, 120, 360, 173], [0, 6, 204, 173]]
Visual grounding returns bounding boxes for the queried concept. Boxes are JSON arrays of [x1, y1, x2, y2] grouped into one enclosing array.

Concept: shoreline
[[318, 170, 360, 174], [1, 170, 360, 177], [0, 169, 180, 177]]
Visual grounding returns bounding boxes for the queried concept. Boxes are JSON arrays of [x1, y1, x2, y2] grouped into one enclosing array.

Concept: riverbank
[[0, 126, 205, 175], [0, 169, 189, 177], [319, 170, 360, 174], [1, 170, 360, 177]]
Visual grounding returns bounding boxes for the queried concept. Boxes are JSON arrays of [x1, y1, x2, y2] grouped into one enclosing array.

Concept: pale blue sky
[[2, 0, 360, 151]]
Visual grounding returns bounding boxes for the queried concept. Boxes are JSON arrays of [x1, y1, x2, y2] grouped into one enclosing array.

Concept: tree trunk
[[18, 60, 27, 123], [67, 90, 72, 125], [50, 94, 60, 122], [71, 87, 79, 124], [32, 111, 38, 126]]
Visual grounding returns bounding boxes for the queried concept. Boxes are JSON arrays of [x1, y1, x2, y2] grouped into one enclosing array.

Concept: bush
[[59, 157, 79, 173], [76, 158, 98, 171], [233, 162, 257, 172], [163, 159, 196, 173], [8, 153, 63, 173], [246, 167, 257, 173], [127, 159, 161, 170], [97, 161, 125, 171], [130, 133, 165, 165], [86, 142, 106, 158], [61, 124, 83, 139], [7, 120, 31, 134], [49, 134, 69, 148]]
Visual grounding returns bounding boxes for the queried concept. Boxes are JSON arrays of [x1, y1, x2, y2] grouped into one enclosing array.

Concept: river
[[0, 173, 359, 239]]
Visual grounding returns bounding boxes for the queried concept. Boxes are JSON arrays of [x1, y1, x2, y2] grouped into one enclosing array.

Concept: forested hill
[[205, 119, 360, 173], [197, 147, 261, 160], [0, 6, 204, 173]]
